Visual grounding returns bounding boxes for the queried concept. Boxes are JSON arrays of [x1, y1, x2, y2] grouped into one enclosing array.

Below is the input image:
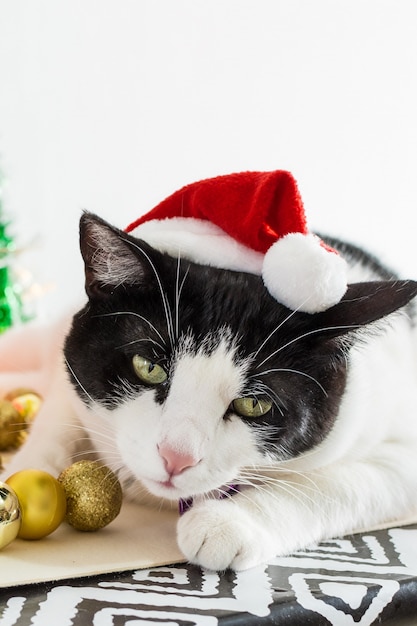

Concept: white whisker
[[65, 358, 97, 406], [257, 324, 359, 369], [92, 311, 166, 348], [174, 253, 183, 341], [236, 466, 337, 521], [253, 306, 301, 359], [121, 237, 175, 349], [252, 367, 328, 397], [116, 337, 166, 353]]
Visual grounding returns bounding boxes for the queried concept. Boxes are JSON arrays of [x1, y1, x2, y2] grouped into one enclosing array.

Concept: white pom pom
[[262, 233, 348, 313]]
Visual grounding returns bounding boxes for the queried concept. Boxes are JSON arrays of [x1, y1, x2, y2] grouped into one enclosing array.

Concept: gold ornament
[[0, 400, 26, 450], [11, 392, 42, 423], [0, 389, 42, 451], [6, 469, 67, 540], [58, 460, 122, 531], [0, 481, 21, 549]]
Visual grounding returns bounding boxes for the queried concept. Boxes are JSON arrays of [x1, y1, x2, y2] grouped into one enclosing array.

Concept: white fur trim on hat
[[262, 233, 348, 313], [130, 217, 264, 274]]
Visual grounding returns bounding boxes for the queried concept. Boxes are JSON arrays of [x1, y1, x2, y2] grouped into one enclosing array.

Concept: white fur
[[2, 267, 417, 571]]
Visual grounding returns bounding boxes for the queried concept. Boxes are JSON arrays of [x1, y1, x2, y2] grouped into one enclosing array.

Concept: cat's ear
[[311, 280, 417, 338], [79, 212, 156, 298]]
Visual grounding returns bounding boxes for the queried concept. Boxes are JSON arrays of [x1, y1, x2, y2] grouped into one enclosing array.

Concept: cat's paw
[[177, 499, 273, 571]]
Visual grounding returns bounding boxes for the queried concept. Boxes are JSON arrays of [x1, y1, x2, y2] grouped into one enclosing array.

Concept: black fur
[[64, 214, 417, 461]]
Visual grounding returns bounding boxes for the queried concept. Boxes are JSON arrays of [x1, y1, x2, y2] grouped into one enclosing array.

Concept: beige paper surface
[[1, 500, 185, 588], [3, 497, 417, 589]]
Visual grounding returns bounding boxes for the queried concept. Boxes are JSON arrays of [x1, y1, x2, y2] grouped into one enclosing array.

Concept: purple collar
[[179, 484, 240, 515]]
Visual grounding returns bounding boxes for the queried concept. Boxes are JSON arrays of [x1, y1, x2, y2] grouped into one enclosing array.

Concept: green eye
[[132, 355, 167, 385], [232, 397, 272, 418]]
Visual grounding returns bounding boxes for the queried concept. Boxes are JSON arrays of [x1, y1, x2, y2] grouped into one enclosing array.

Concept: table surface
[[1, 523, 417, 625]]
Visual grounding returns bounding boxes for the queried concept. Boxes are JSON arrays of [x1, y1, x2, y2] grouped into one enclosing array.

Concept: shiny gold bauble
[[0, 400, 26, 451], [11, 392, 42, 423], [0, 388, 42, 451], [0, 481, 21, 549], [6, 469, 67, 540], [58, 460, 122, 531]]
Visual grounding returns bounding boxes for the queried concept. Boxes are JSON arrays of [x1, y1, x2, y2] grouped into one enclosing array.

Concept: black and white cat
[[2, 212, 417, 571]]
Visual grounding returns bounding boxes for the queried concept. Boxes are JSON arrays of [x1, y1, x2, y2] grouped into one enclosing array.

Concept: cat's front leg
[[178, 442, 417, 571], [177, 473, 328, 571]]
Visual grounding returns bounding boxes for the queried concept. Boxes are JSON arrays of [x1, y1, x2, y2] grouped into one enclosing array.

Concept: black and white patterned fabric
[[1, 524, 417, 625]]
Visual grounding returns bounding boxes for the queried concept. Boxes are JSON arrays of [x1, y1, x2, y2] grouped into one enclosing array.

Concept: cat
[[2, 211, 417, 572]]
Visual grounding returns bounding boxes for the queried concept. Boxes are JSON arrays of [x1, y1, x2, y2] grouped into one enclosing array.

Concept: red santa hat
[[126, 170, 347, 313]]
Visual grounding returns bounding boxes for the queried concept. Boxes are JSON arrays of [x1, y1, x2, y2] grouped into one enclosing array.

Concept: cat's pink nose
[[158, 443, 200, 476]]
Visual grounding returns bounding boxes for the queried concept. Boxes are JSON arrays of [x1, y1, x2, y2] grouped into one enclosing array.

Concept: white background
[[0, 0, 416, 320]]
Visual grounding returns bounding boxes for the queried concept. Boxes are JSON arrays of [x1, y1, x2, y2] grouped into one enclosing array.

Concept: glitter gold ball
[[0, 481, 22, 549], [6, 470, 66, 540], [58, 461, 122, 531]]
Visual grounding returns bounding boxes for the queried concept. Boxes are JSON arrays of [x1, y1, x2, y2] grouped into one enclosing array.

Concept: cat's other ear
[[311, 280, 417, 338], [79, 212, 156, 299]]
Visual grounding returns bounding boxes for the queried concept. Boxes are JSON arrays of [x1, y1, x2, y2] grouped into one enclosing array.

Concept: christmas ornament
[[0, 482, 21, 549], [126, 170, 348, 313], [10, 391, 42, 423], [1, 453, 122, 546], [0, 389, 42, 451], [6, 469, 67, 540], [0, 400, 24, 450], [58, 460, 122, 531]]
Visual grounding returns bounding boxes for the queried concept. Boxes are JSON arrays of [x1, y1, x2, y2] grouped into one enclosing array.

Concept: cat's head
[[64, 213, 417, 501]]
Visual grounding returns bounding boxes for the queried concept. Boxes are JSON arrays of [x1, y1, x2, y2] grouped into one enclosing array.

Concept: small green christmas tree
[[0, 175, 28, 333]]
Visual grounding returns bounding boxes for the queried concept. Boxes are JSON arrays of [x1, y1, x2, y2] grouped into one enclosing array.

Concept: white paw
[[177, 499, 273, 571]]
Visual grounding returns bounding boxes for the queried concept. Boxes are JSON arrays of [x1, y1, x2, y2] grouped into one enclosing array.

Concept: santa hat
[[126, 170, 347, 313]]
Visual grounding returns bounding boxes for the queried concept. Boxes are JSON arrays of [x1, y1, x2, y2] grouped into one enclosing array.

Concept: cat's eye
[[132, 355, 167, 385], [231, 397, 272, 418]]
